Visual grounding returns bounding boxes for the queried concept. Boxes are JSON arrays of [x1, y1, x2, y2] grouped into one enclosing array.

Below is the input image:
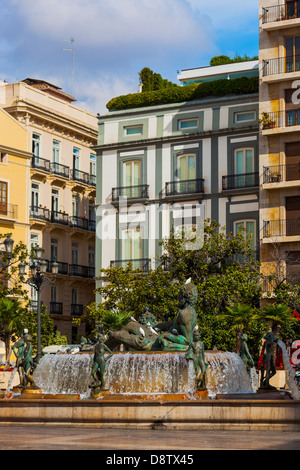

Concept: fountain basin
[[31, 350, 255, 398]]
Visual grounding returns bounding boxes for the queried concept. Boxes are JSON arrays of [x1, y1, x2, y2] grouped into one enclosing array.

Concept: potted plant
[[258, 112, 276, 129]]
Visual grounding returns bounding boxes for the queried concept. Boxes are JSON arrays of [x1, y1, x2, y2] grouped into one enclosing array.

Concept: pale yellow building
[[259, 0, 300, 294], [0, 79, 98, 342], [0, 107, 31, 247]]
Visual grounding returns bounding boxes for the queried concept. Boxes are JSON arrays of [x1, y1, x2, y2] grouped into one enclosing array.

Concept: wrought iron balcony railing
[[50, 302, 63, 315], [71, 304, 84, 316], [50, 162, 70, 179], [71, 169, 90, 185], [222, 172, 259, 190], [0, 203, 18, 219], [110, 258, 151, 271], [50, 211, 69, 225], [263, 219, 300, 238], [46, 260, 69, 275], [69, 215, 89, 230], [69, 264, 95, 278], [263, 164, 300, 183], [263, 55, 300, 77], [261, 109, 300, 129], [31, 156, 50, 172], [165, 178, 204, 196], [89, 174, 96, 187], [262, 1, 300, 24], [112, 184, 149, 201], [30, 206, 50, 221]]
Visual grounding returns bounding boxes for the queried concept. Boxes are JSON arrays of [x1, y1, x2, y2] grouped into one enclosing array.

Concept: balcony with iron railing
[[222, 172, 259, 191], [263, 218, 300, 238], [71, 169, 90, 185], [50, 210, 69, 226], [262, 1, 300, 24], [165, 178, 205, 197], [0, 203, 18, 220], [69, 215, 90, 230], [50, 302, 63, 315], [112, 184, 149, 202], [89, 174, 96, 187], [261, 109, 300, 130], [31, 156, 51, 173], [262, 55, 300, 78], [263, 163, 300, 184], [71, 304, 84, 316], [46, 260, 69, 275], [30, 206, 50, 221], [50, 162, 70, 179], [69, 264, 95, 278], [110, 258, 151, 271]]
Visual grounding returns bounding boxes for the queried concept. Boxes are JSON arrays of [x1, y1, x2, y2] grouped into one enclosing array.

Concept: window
[[234, 220, 256, 251], [234, 111, 256, 123], [72, 194, 79, 217], [51, 286, 57, 303], [73, 148, 80, 170], [122, 160, 142, 198], [31, 183, 40, 212], [124, 125, 143, 136], [177, 154, 196, 180], [51, 188, 59, 214], [178, 118, 198, 130], [235, 148, 254, 173], [0, 181, 8, 215], [72, 242, 79, 265], [90, 155, 96, 176], [32, 133, 40, 158], [286, 36, 300, 72], [72, 288, 78, 305], [52, 140, 60, 164], [88, 245, 95, 267], [51, 238, 59, 261], [122, 228, 142, 261], [30, 233, 39, 264]]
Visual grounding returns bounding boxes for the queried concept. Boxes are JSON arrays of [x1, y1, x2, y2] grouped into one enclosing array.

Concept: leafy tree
[[218, 303, 259, 354], [139, 67, 178, 93], [210, 54, 258, 66], [0, 298, 25, 364]]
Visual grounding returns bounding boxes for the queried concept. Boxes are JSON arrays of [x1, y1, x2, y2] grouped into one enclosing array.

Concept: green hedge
[[106, 76, 259, 111]]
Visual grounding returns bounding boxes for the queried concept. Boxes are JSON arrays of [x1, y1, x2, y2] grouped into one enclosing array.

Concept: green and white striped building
[[94, 61, 260, 286]]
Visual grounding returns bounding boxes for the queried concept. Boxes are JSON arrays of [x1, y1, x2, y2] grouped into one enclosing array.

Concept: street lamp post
[[0, 235, 15, 272], [18, 246, 58, 362]]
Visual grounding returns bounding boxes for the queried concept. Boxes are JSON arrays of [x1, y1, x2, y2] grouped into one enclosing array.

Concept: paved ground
[[0, 425, 299, 451]]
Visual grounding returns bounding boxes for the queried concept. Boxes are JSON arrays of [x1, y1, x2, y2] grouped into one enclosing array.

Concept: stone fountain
[[1, 281, 299, 431], [26, 281, 256, 400]]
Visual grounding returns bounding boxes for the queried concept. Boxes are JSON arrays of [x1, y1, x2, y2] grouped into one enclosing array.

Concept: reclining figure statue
[[106, 281, 198, 352]]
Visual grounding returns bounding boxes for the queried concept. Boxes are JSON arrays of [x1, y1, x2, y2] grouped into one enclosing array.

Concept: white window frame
[[178, 118, 199, 130], [234, 111, 256, 123], [124, 125, 143, 137]]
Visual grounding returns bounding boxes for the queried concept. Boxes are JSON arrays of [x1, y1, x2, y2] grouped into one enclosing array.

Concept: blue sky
[[0, 0, 258, 115]]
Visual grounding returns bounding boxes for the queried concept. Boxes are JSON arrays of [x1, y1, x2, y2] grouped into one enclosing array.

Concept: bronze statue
[[90, 333, 113, 392], [259, 331, 277, 390], [12, 332, 36, 390], [240, 333, 254, 373], [185, 328, 208, 390], [107, 281, 198, 352]]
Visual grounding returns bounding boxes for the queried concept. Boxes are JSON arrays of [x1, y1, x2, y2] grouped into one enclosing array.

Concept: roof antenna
[[63, 38, 75, 97]]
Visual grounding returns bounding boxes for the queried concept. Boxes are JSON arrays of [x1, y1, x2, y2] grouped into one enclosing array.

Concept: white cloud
[[11, 0, 213, 50], [75, 74, 138, 115]]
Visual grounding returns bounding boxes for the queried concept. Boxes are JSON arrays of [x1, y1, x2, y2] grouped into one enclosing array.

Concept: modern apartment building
[[0, 107, 31, 247], [0, 79, 98, 342], [259, 0, 300, 293], [94, 61, 260, 293]]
